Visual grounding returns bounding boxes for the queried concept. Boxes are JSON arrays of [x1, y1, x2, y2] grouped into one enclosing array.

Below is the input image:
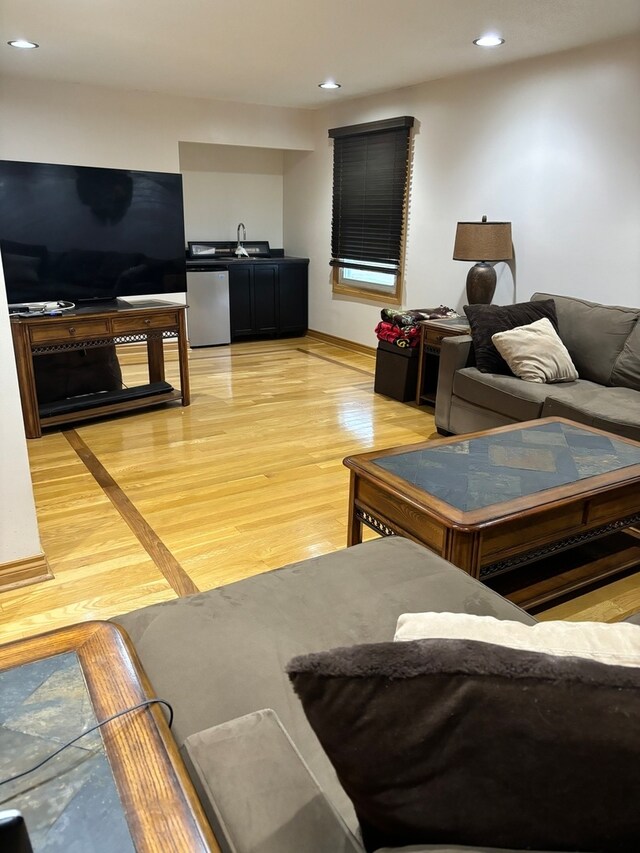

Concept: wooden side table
[[0, 621, 219, 851], [415, 318, 470, 405]]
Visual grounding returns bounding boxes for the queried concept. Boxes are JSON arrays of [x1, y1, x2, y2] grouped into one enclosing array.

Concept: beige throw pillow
[[491, 316, 578, 383], [394, 611, 640, 667]]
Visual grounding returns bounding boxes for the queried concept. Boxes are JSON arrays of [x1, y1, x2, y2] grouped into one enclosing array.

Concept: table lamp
[[453, 216, 513, 304]]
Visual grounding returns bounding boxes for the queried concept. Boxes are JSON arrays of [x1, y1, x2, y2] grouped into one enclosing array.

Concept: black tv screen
[[0, 160, 187, 305]]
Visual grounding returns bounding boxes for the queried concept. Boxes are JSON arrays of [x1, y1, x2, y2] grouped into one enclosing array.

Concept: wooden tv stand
[[10, 300, 190, 438]]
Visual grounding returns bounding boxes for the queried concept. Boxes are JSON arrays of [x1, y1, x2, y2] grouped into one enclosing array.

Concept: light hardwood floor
[[1, 337, 638, 644]]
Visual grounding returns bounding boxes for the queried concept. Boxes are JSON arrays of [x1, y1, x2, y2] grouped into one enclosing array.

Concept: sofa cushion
[[394, 612, 640, 667], [542, 385, 640, 441], [448, 398, 516, 435], [287, 639, 640, 853], [491, 318, 578, 384], [113, 537, 536, 834], [452, 367, 588, 421], [531, 292, 639, 386], [181, 709, 362, 853], [463, 299, 558, 374], [611, 318, 640, 391]]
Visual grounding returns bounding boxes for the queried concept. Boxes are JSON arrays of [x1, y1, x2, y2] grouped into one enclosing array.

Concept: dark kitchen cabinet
[[278, 261, 309, 335], [228, 259, 308, 340], [228, 263, 278, 337], [228, 265, 253, 336], [252, 264, 278, 333]]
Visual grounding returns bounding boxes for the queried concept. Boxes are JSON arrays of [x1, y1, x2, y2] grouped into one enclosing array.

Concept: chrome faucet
[[235, 222, 249, 257]]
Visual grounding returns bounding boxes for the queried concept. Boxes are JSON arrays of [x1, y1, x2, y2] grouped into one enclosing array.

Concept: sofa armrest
[[435, 335, 474, 433], [181, 709, 363, 853]]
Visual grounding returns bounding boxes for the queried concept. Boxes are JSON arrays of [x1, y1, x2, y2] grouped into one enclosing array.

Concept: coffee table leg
[[347, 472, 363, 546], [446, 530, 482, 579]]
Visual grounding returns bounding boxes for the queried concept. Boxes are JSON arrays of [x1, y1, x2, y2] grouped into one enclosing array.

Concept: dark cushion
[[287, 638, 640, 853], [463, 300, 558, 374], [33, 345, 122, 404]]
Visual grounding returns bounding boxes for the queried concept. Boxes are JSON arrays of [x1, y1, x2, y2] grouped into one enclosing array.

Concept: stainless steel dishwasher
[[186, 266, 230, 346]]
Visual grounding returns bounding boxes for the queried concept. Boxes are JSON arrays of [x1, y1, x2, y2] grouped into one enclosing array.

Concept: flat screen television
[[0, 160, 187, 306]]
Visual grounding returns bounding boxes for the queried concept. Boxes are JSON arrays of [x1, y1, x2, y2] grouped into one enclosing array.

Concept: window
[[329, 116, 414, 304]]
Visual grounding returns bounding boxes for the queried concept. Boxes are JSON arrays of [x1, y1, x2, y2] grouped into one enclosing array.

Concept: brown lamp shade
[[453, 220, 513, 262]]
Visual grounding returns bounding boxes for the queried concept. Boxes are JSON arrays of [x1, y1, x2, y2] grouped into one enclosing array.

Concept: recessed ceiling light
[[319, 81, 341, 90], [8, 39, 39, 49], [473, 35, 505, 48]]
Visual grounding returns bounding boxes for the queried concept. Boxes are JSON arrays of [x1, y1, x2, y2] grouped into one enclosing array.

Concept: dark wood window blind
[[329, 116, 414, 276]]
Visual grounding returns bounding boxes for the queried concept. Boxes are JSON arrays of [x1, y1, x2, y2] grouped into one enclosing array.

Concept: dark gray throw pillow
[[464, 299, 558, 374], [287, 639, 640, 853], [34, 345, 123, 403]]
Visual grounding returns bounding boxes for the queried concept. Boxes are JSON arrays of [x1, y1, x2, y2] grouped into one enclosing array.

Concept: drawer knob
[[144, 318, 151, 325], [68, 327, 76, 335]]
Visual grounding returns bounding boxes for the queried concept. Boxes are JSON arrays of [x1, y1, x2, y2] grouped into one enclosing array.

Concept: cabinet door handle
[[68, 327, 76, 335]]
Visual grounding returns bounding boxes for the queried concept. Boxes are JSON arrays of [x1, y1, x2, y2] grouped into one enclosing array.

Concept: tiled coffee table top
[[0, 651, 134, 852], [373, 421, 640, 512]]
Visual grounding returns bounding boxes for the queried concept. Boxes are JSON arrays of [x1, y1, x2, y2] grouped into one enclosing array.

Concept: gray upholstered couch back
[[531, 292, 640, 390]]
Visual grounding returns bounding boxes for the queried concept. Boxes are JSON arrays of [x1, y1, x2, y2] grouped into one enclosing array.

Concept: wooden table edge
[[0, 620, 220, 853], [344, 417, 640, 528], [345, 417, 640, 461]]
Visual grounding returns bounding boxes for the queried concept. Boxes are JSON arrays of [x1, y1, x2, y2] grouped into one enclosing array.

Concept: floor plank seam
[[295, 348, 374, 376], [62, 429, 199, 598]]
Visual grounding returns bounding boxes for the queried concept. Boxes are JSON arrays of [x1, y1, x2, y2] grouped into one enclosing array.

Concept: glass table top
[[0, 651, 135, 852], [373, 421, 640, 512]]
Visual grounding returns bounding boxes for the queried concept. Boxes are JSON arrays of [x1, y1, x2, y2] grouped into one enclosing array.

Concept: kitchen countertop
[[187, 256, 309, 269]]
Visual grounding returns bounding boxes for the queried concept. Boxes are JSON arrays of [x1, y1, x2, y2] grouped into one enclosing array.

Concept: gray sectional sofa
[[113, 537, 640, 853], [435, 292, 640, 440]]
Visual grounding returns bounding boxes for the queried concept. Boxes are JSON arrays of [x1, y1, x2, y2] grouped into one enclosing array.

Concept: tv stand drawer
[[111, 311, 179, 333], [29, 318, 110, 344]]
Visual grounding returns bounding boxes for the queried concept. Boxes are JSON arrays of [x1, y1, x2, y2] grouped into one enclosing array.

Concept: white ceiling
[[2, 0, 640, 110]]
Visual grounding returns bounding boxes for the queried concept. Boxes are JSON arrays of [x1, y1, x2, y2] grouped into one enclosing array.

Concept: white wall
[[0, 77, 314, 171], [0, 265, 42, 564], [180, 142, 284, 247], [284, 36, 640, 346]]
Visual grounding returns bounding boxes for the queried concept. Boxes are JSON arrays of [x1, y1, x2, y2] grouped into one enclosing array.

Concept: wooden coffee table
[[344, 418, 640, 609], [0, 622, 219, 852]]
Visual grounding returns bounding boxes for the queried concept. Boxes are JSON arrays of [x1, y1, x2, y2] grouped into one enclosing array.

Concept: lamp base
[[466, 263, 496, 304]]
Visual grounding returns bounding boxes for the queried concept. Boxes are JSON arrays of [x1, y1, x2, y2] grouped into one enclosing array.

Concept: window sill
[[332, 280, 402, 305]]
